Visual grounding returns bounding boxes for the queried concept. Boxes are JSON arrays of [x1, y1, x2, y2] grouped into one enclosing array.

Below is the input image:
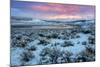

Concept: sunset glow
[[47, 15, 82, 20], [11, 1, 95, 20]]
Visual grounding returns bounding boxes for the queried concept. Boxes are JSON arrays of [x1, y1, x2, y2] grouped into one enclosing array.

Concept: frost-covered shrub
[[17, 39, 27, 47], [51, 33, 58, 38], [47, 47, 61, 62], [77, 41, 80, 44], [46, 35, 52, 39], [65, 33, 70, 37], [70, 34, 76, 39], [11, 33, 33, 48], [53, 42, 60, 46], [39, 56, 52, 64], [27, 45, 37, 51], [76, 45, 95, 62], [75, 55, 89, 62], [40, 47, 51, 56], [57, 35, 66, 39], [81, 29, 92, 34], [28, 32, 34, 37], [38, 39, 49, 46], [82, 41, 87, 45], [91, 30, 95, 35], [61, 31, 65, 35], [61, 41, 74, 47], [16, 35, 22, 40], [39, 47, 73, 64], [71, 29, 78, 33], [20, 50, 35, 62], [76, 35, 80, 38], [11, 37, 27, 48], [38, 33, 45, 37], [85, 45, 95, 57], [88, 36, 95, 44]]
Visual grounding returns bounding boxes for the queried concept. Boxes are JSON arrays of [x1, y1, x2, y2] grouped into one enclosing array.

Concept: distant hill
[[11, 16, 33, 21]]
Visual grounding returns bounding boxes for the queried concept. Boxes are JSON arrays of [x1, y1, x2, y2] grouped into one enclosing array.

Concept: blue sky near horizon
[[11, 1, 95, 20]]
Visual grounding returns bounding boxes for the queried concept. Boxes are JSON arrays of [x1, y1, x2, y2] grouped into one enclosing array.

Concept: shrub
[[85, 45, 95, 56], [82, 29, 91, 34], [40, 47, 51, 56], [76, 35, 80, 38], [82, 41, 87, 45], [77, 41, 80, 44], [38, 39, 49, 46], [46, 35, 51, 39], [61, 41, 74, 47], [17, 39, 27, 48], [51, 33, 58, 38], [27, 45, 37, 51], [11, 34, 32, 48], [71, 35, 75, 39], [88, 36, 95, 44], [75, 55, 88, 62], [76, 45, 95, 62], [39, 47, 73, 64], [54, 42, 60, 46], [91, 30, 95, 35], [38, 33, 45, 37], [39, 56, 52, 64], [71, 29, 77, 33], [16, 36, 22, 40], [20, 50, 34, 62]]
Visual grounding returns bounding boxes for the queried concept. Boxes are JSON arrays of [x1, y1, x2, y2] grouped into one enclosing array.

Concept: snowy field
[[10, 24, 95, 66]]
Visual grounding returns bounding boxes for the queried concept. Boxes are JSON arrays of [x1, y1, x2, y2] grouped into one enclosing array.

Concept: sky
[[11, 1, 95, 20]]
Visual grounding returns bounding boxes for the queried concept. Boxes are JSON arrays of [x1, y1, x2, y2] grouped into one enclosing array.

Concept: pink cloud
[[30, 3, 80, 15]]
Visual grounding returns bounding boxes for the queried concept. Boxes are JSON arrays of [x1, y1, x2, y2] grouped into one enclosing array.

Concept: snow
[[11, 48, 25, 66], [11, 19, 95, 66]]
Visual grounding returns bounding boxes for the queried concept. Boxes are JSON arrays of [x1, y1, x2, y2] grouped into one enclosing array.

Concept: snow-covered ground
[[11, 24, 95, 66]]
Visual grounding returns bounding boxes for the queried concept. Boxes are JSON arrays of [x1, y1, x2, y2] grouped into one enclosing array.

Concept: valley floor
[[11, 26, 95, 66]]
